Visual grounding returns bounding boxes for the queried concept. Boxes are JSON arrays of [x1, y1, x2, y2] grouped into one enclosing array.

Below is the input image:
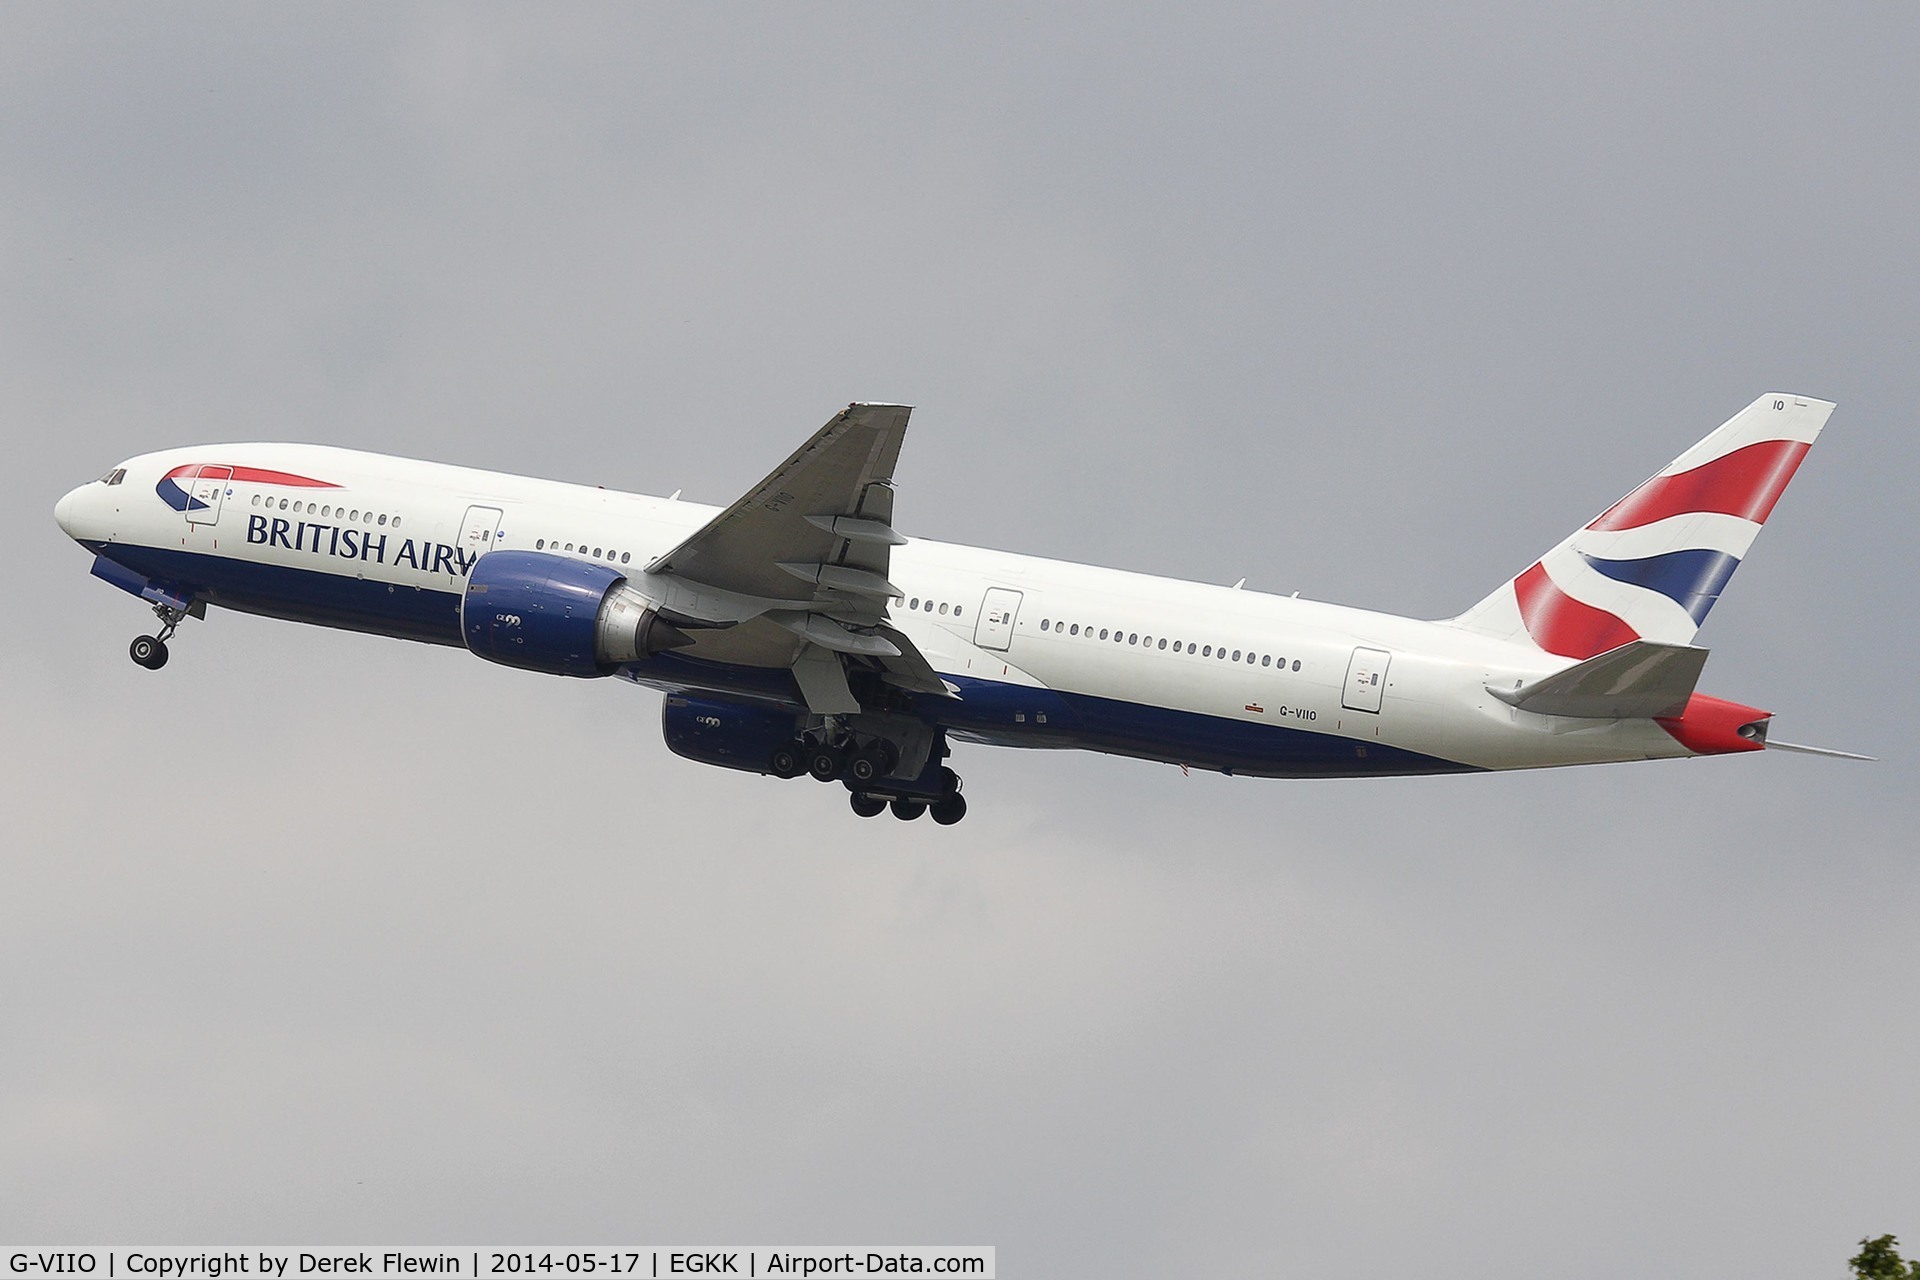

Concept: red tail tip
[[1656, 693, 1771, 756]]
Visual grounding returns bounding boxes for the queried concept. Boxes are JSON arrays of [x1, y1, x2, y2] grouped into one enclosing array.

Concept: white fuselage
[[57, 441, 1702, 778]]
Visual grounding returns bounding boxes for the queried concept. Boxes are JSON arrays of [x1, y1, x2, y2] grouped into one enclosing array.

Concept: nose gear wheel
[[129, 603, 189, 670]]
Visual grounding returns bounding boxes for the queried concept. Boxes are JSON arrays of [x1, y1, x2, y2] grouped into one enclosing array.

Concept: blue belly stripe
[[920, 676, 1477, 778], [85, 541, 465, 644], [86, 542, 1479, 779]]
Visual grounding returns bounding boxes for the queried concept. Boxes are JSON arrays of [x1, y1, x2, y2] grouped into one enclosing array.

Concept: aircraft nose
[[54, 485, 78, 537], [55, 484, 87, 539]]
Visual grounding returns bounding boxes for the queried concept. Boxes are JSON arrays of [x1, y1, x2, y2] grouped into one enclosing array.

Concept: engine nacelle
[[662, 695, 801, 775], [461, 550, 688, 677]]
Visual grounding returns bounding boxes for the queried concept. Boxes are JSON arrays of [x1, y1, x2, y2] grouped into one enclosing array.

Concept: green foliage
[[1850, 1236, 1920, 1280]]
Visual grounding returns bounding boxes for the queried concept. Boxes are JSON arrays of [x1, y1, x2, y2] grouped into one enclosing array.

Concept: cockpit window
[[99, 468, 126, 486]]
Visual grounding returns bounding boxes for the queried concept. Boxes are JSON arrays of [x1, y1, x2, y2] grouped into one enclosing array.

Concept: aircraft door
[[1342, 647, 1391, 713], [455, 505, 504, 574], [186, 465, 232, 527], [974, 587, 1023, 652]]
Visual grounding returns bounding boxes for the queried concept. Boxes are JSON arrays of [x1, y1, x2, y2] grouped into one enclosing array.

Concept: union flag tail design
[[1448, 393, 1834, 659]]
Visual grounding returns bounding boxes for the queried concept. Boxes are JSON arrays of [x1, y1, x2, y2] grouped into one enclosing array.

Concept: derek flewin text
[[10, 1257, 450, 1278], [8, 1252, 990, 1279]]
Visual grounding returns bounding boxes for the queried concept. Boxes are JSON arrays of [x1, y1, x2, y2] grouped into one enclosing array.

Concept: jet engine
[[661, 695, 803, 774], [460, 550, 689, 677]]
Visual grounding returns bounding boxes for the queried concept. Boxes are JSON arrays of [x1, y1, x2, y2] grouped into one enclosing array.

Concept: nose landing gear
[[129, 634, 167, 669], [129, 603, 189, 670]]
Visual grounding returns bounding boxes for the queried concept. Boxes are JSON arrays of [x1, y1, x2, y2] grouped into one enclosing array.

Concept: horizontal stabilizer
[[1489, 640, 1709, 719]]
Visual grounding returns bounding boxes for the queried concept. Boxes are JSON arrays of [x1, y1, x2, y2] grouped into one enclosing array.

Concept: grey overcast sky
[[3, 4, 1916, 1275]]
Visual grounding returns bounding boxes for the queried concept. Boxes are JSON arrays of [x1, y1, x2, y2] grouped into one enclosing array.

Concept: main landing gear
[[769, 729, 968, 824], [129, 604, 188, 670], [871, 787, 967, 826]]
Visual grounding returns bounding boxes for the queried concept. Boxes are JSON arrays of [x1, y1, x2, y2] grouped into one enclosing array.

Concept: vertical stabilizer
[[1447, 393, 1834, 658]]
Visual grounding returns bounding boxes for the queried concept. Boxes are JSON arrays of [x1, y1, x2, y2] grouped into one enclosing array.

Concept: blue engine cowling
[[662, 695, 802, 775], [461, 550, 627, 677]]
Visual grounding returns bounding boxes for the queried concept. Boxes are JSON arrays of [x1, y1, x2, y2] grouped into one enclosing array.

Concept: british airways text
[[246, 514, 475, 575]]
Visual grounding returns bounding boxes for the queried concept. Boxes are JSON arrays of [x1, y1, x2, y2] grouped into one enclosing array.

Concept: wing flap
[[870, 623, 958, 697]]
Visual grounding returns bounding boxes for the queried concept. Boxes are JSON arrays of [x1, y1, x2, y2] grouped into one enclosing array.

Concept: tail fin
[[1448, 393, 1834, 658]]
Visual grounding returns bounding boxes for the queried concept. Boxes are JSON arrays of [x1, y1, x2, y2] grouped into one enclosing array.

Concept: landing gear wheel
[[807, 744, 847, 782], [847, 746, 891, 785], [131, 601, 187, 670], [769, 740, 807, 779], [889, 797, 927, 821], [129, 635, 169, 669], [849, 793, 888, 818], [929, 793, 968, 825]]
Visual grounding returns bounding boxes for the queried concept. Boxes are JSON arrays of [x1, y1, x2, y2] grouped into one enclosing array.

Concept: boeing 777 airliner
[[53, 393, 1865, 824]]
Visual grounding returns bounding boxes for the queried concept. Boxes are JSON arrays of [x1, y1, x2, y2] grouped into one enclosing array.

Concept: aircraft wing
[[649, 402, 909, 619], [649, 402, 949, 708]]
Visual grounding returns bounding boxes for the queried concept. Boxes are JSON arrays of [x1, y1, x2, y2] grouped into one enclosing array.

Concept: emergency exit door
[[456, 505, 504, 571], [185, 465, 232, 527], [1342, 647, 1391, 714], [974, 588, 1023, 652]]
